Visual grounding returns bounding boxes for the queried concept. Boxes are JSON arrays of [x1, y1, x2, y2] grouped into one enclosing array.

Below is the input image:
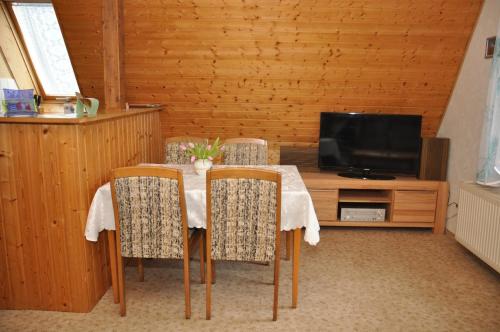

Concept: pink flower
[[190, 156, 196, 163], [207, 144, 212, 150], [208, 156, 213, 161], [188, 142, 195, 148], [179, 144, 187, 151], [220, 145, 225, 151]]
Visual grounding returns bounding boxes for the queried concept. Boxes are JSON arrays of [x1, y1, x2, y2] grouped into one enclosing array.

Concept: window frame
[[3, 0, 80, 100]]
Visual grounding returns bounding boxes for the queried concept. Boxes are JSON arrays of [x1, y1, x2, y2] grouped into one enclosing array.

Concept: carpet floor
[[1, 229, 499, 331]]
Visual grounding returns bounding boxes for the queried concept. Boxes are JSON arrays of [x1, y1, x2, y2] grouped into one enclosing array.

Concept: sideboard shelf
[[338, 189, 392, 203], [300, 169, 448, 234]]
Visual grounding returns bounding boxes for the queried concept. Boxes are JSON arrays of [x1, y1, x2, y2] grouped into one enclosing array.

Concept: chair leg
[[116, 252, 126, 316], [206, 258, 212, 320], [200, 231, 205, 284], [137, 258, 144, 282], [183, 249, 191, 319]]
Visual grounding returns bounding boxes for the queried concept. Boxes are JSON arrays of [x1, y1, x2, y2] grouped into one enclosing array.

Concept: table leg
[[292, 228, 301, 308], [285, 231, 292, 260], [107, 230, 119, 304]]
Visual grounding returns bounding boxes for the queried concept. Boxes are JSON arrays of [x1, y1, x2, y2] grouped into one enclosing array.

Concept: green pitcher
[[76, 95, 99, 116]]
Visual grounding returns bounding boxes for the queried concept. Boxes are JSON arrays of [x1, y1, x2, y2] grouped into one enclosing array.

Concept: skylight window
[[11, 2, 79, 96]]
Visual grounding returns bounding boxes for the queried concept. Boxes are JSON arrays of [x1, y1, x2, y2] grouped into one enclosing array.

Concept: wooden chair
[[165, 136, 207, 164], [222, 138, 268, 165], [110, 166, 192, 318], [205, 168, 282, 321]]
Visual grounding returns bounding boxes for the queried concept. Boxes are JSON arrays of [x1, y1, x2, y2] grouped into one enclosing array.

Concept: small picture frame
[[485, 36, 496, 58]]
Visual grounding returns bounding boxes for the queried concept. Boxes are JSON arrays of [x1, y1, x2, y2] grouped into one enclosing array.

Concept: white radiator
[[456, 182, 500, 273]]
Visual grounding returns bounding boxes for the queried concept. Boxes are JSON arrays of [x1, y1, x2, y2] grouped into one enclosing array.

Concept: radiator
[[456, 182, 500, 273]]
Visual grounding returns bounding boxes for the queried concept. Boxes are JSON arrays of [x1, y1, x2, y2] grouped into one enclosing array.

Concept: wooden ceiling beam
[[102, 0, 125, 112]]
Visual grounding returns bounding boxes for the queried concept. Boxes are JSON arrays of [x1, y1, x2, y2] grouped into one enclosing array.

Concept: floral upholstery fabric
[[210, 178, 278, 262], [222, 143, 268, 165], [165, 142, 191, 164], [114, 176, 184, 259]]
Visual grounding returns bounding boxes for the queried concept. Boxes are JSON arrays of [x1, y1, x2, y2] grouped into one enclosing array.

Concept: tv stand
[[301, 169, 448, 234], [337, 169, 396, 180]]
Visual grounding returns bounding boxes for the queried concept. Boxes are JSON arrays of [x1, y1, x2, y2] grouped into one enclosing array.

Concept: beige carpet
[[1, 229, 499, 331]]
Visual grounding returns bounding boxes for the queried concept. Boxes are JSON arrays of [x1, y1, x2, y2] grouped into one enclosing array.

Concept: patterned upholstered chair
[[165, 136, 208, 164], [110, 166, 192, 318], [205, 168, 282, 321], [222, 138, 268, 165]]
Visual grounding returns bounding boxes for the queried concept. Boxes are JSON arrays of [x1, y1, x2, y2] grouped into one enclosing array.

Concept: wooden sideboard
[[301, 170, 448, 234], [0, 108, 162, 312]]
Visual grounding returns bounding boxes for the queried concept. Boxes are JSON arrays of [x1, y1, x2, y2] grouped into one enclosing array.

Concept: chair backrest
[[110, 166, 189, 259], [165, 136, 208, 164], [206, 168, 281, 263], [222, 138, 268, 165]]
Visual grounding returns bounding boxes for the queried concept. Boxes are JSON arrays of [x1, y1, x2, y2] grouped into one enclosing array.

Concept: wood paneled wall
[[53, 0, 483, 145], [0, 110, 162, 312]]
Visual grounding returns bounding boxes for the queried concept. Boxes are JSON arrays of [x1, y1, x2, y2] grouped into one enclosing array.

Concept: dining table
[[85, 164, 320, 308]]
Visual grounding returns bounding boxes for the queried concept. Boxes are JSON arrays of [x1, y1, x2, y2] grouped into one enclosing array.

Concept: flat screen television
[[318, 112, 422, 179]]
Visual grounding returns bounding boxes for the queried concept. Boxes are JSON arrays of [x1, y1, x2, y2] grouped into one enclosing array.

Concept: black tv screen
[[318, 113, 422, 176]]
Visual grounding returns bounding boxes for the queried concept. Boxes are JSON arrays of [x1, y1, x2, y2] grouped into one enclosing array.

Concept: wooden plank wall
[[0, 111, 162, 312], [54, 0, 483, 145]]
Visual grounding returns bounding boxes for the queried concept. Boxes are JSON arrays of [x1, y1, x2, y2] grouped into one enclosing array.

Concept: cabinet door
[[392, 190, 437, 223], [309, 190, 338, 221]]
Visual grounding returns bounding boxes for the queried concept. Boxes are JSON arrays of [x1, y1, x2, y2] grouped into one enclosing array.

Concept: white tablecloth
[[85, 165, 320, 245]]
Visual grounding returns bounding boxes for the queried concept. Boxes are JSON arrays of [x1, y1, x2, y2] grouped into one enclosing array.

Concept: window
[[9, 2, 79, 96]]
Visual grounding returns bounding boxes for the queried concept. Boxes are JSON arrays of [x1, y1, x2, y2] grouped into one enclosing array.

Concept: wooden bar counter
[[0, 108, 163, 312]]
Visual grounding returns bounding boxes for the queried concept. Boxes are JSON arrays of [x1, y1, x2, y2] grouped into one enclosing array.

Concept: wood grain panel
[[419, 137, 450, 181], [0, 109, 162, 312], [393, 190, 438, 223], [102, 0, 126, 111], [309, 190, 339, 221], [53, 0, 482, 144]]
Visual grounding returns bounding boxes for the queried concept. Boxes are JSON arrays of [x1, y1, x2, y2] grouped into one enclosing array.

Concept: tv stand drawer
[[309, 189, 338, 221], [392, 190, 437, 223]]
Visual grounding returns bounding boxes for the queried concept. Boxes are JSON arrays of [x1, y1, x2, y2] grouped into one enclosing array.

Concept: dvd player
[[340, 207, 386, 222]]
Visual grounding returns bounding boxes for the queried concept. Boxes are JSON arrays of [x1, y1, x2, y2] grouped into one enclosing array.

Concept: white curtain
[[477, 22, 500, 186], [12, 3, 79, 96]]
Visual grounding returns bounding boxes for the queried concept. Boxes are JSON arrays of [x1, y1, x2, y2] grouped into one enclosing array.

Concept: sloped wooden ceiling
[[53, 0, 104, 103], [54, 0, 483, 146]]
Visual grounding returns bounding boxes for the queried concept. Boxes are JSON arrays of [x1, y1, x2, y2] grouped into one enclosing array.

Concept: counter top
[[0, 107, 162, 125]]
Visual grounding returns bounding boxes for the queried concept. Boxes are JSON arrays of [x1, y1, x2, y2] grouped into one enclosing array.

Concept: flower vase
[[194, 159, 212, 176]]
